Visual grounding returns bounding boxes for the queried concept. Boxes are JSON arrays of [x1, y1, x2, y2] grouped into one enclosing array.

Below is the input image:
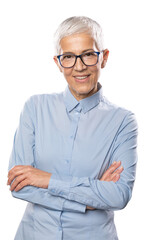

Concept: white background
[[0, 0, 160, 239]]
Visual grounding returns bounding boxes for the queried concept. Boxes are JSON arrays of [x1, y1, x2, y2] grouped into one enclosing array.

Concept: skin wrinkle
[[54, 33, 109, 101]]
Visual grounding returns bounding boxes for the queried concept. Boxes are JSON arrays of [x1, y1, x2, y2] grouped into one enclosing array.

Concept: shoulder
[[21, 92, 64, 120], [24, 91, 63, 108], [100, 96, 138, 129]]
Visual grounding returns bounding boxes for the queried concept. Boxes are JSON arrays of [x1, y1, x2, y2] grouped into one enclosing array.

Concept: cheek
[[90, 66, 101, 79], [63, 69, 73, 79]]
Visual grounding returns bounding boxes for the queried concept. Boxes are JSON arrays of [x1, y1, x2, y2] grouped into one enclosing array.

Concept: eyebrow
[[62, 49, 95, 55]]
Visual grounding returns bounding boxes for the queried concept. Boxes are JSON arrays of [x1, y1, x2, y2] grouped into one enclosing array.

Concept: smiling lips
[[74, 74, 90, 82]]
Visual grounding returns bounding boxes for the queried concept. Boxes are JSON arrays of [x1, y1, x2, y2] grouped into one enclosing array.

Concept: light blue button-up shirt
[[8, 82, 138, 240]]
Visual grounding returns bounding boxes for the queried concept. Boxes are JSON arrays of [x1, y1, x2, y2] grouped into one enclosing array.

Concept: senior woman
[[7, 16, 138, 240]]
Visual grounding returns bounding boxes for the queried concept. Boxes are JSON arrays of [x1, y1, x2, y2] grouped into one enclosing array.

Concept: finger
[[107, 161, 121, 174], [111, 166, 124, 182], [8, 166, 30, 185], [14, 179, 29, 192], [100, 161, 121, 180], [8, 165, 23, 178], [86, 206, 95, 210], [10, 174, 27, 191], [112, 174, 120, 183], [114, 166, 124, 175], [8, 166, 24, 184], [8, 170, 23, 186]]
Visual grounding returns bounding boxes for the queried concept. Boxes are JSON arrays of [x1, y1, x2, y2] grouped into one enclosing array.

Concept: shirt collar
[[63, 82, 103, 114]]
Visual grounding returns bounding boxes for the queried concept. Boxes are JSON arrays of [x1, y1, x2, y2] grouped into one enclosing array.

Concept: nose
[[74, 56, 87, 71]]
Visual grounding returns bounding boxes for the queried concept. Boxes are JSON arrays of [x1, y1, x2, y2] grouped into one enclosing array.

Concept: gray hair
[[54, 16, 104, 55]]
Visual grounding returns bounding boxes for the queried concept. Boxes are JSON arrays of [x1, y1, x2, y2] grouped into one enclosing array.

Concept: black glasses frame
[[57, 51, 103, 68]]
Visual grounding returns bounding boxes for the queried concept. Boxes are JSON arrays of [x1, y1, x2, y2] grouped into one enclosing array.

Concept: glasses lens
[[82, 52, 98, 66], [60, 54, 75, 68], [59, 52, 99, 68]]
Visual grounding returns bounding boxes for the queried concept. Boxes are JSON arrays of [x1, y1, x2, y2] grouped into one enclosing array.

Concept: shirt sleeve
[[48, 112, 138, 211], [8, 97, 86, 213]]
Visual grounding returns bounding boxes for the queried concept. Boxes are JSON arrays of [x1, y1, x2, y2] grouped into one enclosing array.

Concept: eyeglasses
[[57, 51, 103, 68]]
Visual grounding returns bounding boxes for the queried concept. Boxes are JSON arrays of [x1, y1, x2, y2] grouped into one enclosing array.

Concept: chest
[[34, 106, 120, 179]]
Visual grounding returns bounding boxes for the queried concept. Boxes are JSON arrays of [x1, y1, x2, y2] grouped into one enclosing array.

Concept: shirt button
[[65, 159, 69, 163]]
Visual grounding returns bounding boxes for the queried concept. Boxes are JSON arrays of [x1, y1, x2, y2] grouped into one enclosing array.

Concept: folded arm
[[8, 161, 123, 210], [8, 97, 86, 213], [8, 97, 137, 212], [48, 113, 138, 211]]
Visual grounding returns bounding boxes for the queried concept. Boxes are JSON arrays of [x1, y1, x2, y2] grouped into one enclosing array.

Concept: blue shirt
[[8, 82, 138, 240]]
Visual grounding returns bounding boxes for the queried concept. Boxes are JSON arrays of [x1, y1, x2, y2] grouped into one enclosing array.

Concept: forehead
[[60, 33, 97, 54]]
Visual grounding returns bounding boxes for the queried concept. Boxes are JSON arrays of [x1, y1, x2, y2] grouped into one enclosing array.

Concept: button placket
[[64, 105, 82, 169]]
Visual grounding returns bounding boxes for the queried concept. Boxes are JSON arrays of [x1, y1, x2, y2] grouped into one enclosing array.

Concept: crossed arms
[[7, 98, 138, 212], [7, 161, 124, 210]]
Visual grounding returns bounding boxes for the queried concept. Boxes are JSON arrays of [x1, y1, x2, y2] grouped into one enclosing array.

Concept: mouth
[[74, 74, 90, 83]]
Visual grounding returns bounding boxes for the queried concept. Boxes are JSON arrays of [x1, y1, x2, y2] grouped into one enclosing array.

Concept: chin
[[75, 87, 93, 95]]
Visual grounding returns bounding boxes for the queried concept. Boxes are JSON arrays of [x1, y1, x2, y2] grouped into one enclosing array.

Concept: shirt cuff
[[63, 199, 86, 213], [48, 174, 86, 213], [48, 172, 72, 195], [48, 176, 71, 198]]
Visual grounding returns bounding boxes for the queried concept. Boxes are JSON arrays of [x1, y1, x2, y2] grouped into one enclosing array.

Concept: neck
[[69, 84, 99, 101]]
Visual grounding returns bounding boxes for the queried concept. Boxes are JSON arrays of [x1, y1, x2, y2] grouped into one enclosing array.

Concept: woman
[[7, 16, 138, 240]]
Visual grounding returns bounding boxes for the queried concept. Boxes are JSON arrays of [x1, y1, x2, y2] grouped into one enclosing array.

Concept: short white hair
[[54, 16, 104, 55]]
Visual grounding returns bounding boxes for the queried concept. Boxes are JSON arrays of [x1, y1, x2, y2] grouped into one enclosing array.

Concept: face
[[54, 32, 109, 101]]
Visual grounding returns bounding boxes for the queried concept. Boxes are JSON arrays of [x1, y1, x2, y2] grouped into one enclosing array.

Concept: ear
[[101, 49, 109, 69], [53, 56, 62, 72]]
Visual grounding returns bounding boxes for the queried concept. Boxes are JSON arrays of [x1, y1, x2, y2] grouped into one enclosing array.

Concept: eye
[[62, 54, 74, 60], [84, 52, 96, 57], [65, 55, 72, 59]]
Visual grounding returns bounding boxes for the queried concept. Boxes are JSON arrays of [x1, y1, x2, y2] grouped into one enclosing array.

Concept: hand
[[86, 206, 95, 210], [86, 161, 124, 210], [7, 165, 52, 192], [100, 161, 124, 183]]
